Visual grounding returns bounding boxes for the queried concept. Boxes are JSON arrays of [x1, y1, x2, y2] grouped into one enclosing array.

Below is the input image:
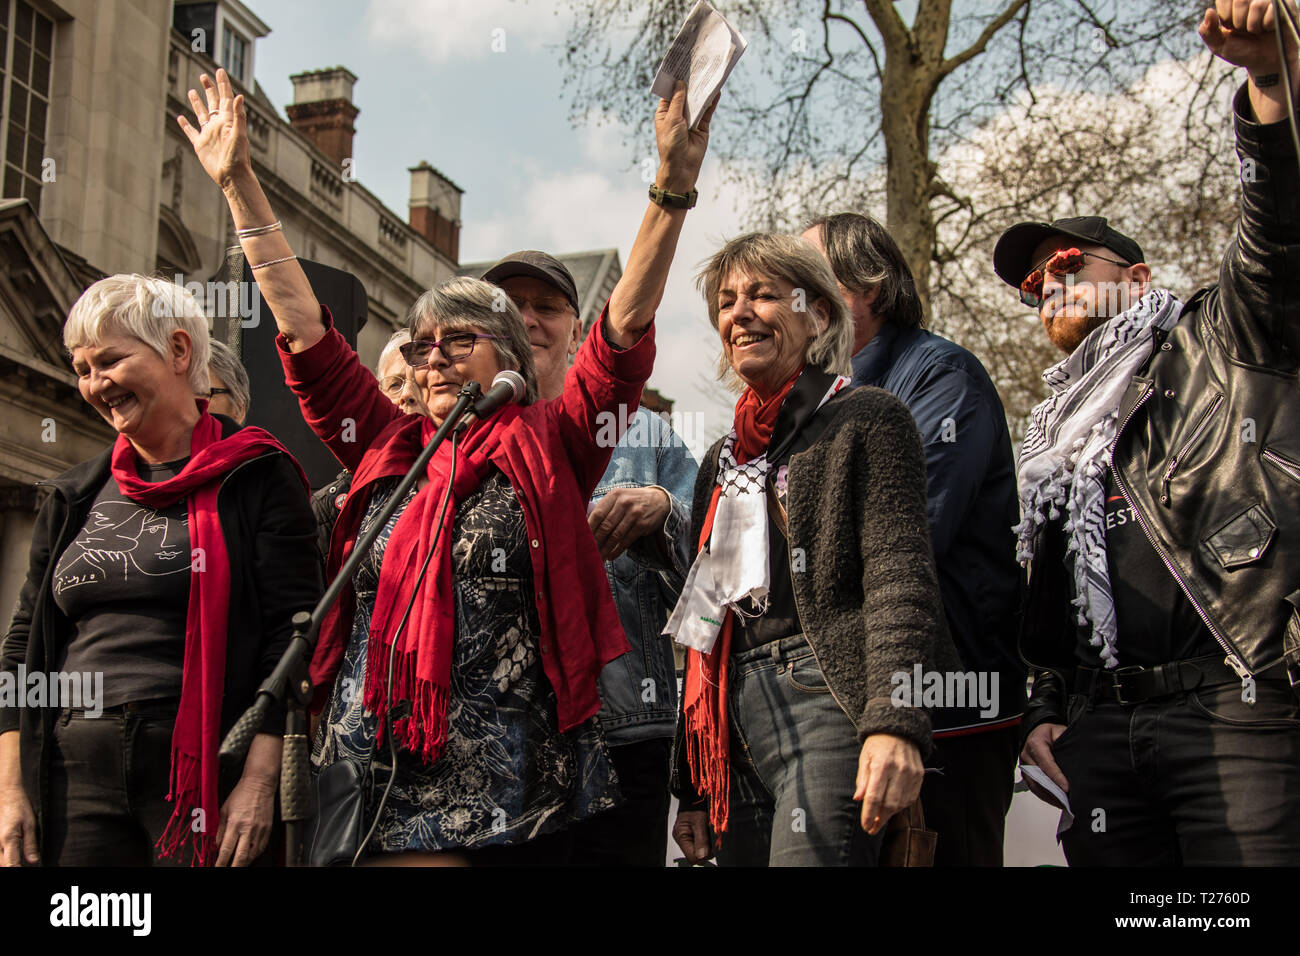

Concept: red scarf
[[683, 367, 802, 836], [362, 407, 519, 763], [110, 407, 306, 866]]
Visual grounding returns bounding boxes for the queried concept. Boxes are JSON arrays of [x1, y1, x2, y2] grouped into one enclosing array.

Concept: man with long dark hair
[[803, 213, 1025, 866]]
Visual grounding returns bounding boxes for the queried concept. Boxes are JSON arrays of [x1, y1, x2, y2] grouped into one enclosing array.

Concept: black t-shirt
[[729, 369, 850, 654], [53, 458, 192, 706], [1073, 467, 1218, 667], [731, 479, 800, 651]]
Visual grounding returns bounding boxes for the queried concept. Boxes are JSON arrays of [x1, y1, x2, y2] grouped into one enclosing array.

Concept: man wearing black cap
[[481, 250, 697, 866], [1004, 0, 1300, 865]]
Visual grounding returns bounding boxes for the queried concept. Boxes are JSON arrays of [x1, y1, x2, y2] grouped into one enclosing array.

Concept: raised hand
[[654, 82, 720, 194], [1199, 1, 1299, 74], [177, 68, 251, 190]]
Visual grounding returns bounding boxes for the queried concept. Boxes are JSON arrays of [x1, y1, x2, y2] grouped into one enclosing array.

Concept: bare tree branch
[[825, 0, 883, 84], [938, 0, 1031, 79], [861, 0, 909, 48]]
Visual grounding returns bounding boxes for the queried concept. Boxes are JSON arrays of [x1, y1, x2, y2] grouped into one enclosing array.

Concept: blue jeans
[[716, 635, 882, 866]]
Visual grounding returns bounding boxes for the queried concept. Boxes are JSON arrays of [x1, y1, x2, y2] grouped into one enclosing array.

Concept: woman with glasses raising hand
[[180, 69, 717, 865]]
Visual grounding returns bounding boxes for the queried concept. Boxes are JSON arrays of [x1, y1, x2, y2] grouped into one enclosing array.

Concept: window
[[0, 0, 55, 204], [222, 26, 247, 85]]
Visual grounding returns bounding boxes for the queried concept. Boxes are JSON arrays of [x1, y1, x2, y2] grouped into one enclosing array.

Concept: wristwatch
[[648, 184, 698, 209]]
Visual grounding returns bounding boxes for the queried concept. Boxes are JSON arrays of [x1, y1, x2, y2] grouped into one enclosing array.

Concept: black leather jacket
[[1021, 84, 1300, 740]]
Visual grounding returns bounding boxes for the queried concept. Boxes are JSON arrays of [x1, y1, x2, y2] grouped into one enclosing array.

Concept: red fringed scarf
[[110, 407, 305, 866], [362, 407, 520, 763], [683, 367, 801, 837]]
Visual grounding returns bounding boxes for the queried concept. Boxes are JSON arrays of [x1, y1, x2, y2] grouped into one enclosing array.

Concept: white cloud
[[364, 0, 571, 63]]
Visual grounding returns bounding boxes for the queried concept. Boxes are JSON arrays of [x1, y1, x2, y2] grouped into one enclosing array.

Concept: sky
[[247, 0, 755, 454]]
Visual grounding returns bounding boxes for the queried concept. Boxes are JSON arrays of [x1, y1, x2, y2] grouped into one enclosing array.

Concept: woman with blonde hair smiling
[[668, 232, 960, 866]]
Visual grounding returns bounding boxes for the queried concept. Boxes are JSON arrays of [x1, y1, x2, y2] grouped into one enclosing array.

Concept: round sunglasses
[[1019, 248, 1129, 308], [398, 332, 500, 367]]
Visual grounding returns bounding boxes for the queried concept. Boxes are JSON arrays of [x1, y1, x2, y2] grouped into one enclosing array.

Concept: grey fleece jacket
[[671, 384, 961, 804]]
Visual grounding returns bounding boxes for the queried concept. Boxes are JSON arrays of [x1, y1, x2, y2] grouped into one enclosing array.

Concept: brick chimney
[[408, 161, 463, 264], [285, 67, 359, 168]]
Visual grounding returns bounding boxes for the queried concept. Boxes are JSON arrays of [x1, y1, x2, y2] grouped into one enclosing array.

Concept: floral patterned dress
[[312, 468, 620, 853]]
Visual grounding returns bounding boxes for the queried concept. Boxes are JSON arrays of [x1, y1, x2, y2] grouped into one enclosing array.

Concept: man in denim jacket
[[482, 251, 697, 865]]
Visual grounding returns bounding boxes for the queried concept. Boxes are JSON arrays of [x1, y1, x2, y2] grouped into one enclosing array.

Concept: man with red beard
[[1007, 0, 1300, 865]]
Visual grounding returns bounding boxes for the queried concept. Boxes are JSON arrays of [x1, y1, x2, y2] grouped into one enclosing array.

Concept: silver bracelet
[[237, 220, 283, 238], [250, 254, 297, 271]]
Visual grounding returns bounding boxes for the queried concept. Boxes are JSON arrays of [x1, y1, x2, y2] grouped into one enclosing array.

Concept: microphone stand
[[219, 380, 483, 866]]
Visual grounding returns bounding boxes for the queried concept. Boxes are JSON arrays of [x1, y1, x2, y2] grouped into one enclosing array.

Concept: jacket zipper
[[1110, 382, 1255, 692], [218, 451, 279, 493], [781, 459, 855, 729], [1263, 448, 1300, 484], [1159, 394, 1223, 504]]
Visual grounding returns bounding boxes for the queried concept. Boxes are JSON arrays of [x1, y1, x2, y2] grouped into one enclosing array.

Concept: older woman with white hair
[[0, 274, 322, 867], [667, 232, 961, 867], [181, 69, 714, 864]]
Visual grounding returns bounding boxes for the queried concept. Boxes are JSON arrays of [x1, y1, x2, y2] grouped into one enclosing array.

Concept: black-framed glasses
[[208, 387, 232, 397], [399, 332, 501, 367]]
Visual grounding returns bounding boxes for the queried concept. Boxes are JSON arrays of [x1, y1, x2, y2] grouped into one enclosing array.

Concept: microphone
[[457, 370, 526, 430]]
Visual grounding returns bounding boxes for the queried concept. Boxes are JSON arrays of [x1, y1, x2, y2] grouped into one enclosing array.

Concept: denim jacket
[[590, 406, 698, 746]]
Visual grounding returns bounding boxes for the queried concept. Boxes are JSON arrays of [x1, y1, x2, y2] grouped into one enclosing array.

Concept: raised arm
[[178, 69, 325, 352], [1200, 0, 1300, 125], [604, 83, 718, 346], [550, 86, 719, 489], [1197, 1, 1300, 359]]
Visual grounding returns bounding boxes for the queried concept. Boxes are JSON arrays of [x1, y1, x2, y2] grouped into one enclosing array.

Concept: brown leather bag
[[879, 798, 938, 867]]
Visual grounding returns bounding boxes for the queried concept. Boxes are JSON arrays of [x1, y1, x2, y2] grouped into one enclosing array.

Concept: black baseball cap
[[481, 251, 580, 316], [993, 216, 1144, 288]]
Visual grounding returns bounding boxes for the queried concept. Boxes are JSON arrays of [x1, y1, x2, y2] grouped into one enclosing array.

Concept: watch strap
[[648, 184, 698, 209]]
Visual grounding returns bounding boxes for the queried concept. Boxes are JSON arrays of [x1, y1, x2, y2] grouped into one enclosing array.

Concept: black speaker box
[[209, 249, 368, 488]]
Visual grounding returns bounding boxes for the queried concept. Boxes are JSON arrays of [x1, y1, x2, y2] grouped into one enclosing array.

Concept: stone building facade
[[0, 0, 463, 624]]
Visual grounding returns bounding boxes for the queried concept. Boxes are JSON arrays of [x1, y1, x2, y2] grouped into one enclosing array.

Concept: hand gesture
[[653, 82, 720, 194], [1019, 722, 1071, 810], [214, 769, 275, 866], [587, 486, 672, 560], [854, 733, 924, 835], [0, 785, 38, 866], [178, 68, 251, 190], [1199, 1, 1299, 75], [672, 809, 715, 863]]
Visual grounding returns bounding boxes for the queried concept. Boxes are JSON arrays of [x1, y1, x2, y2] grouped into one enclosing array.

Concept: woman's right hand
[[0, 785, 38, 866], [672, 809, 714, 864], [178, 68, 251, 191]]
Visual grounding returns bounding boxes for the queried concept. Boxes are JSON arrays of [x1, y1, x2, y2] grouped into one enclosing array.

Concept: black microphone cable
[[352, 426, 460, 866]]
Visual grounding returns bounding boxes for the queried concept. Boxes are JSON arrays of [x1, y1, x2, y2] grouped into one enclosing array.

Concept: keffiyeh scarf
[[665, 367, 849, 834], [1014, 289, 1181, 668]]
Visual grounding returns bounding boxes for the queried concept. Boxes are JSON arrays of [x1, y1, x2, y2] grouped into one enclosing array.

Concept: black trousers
[[569, 737, 671, 866], [1053, 678, 1300, 865], [44, 699, 185, 867], [920, 724, 1019, 866]]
